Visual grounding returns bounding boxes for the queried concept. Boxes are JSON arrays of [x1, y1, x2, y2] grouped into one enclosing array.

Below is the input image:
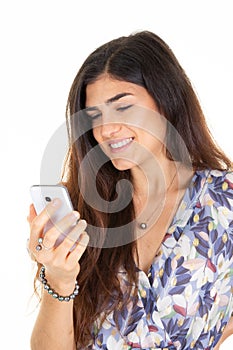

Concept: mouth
[[108, 137, 134, 153]]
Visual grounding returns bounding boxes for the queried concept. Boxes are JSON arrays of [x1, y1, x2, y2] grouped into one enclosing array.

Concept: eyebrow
[[106, 92, 133, 104], [85, 92, 133, 112]]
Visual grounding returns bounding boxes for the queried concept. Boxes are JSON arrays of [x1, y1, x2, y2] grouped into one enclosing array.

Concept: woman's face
[[85, 75, 167, 171]]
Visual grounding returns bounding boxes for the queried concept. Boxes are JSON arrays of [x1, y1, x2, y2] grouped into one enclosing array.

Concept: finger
[[26, 238, 37, 262], [32, 198, 62, 229], [52, 220, 87, 258], [41, 211, 81, 249], [31, 199, 62, 240], [67, 232, 89, 263], [29, 198, 78, 254], [29, 211, 80, 265], [67, 219, 87, 243], [27, 204, 37, 224]]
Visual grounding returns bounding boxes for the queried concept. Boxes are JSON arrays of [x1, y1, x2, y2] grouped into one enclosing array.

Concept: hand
[[27, 199, 89, 294]]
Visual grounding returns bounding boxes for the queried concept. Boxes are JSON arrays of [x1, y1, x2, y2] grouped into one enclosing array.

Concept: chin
[[111, 159, 135, 171]]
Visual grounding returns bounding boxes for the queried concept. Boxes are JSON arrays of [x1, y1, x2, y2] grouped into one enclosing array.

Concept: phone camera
[[45, 196, 52, 202]]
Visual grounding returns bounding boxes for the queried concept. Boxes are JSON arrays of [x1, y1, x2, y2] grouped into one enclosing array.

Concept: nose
[[100, 121, 122, 139]]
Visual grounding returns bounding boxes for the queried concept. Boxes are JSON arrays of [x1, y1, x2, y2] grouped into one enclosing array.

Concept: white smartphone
[[30, 184, 74, 232]]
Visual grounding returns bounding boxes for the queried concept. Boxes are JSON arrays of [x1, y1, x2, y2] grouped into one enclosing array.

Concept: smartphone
[[30, 184, 74, 233]]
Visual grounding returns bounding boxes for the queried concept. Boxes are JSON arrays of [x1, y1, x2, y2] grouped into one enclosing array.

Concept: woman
[[28, 31, 233, 349]]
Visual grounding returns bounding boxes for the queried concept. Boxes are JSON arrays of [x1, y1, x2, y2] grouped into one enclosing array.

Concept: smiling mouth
[[109, 137, 134, 151]]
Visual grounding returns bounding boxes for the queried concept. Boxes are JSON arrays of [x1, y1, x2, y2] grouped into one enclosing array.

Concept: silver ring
[[35, 237, 44, 251], [35, 244, 42, 251], [38, 237, 53, 251]]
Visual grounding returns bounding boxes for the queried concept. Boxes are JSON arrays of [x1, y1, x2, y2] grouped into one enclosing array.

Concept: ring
[[36, 237, 43, 252], [35, 237, 43, 252], [36, 236, 53, 251]]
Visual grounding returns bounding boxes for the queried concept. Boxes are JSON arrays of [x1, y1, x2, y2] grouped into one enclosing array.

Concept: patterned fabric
[[90, 169, 233, 350]]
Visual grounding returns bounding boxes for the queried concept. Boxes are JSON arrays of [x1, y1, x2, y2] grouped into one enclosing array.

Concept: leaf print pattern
[[89, 170, 233, 350]]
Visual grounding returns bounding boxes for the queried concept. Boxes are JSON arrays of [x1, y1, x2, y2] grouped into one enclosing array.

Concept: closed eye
[[85, 104, 133, 122], [116, 104, 133, 112], [85, 110, 102, 121], [89, 113, 102, 120]]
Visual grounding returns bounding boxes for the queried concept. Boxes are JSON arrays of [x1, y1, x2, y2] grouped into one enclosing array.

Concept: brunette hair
[[61, 31, 231, 347]]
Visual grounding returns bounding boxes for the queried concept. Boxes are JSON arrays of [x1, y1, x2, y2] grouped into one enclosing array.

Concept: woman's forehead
[[86, 77, 139, 104], [85, 77, 148, 108]]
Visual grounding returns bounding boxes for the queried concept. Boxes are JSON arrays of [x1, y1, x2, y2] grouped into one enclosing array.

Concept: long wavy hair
[[59, 31, 231, 347]]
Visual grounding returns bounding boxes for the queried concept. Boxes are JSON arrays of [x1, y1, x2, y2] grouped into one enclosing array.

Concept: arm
[[28, 202, 89, 350], [31, 290, 76, 350], [214, 317, 233, 350]]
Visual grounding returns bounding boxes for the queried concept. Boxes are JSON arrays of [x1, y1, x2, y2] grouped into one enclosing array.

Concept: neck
[[131, 156, 195, 222], [131, 156, 179, 201]]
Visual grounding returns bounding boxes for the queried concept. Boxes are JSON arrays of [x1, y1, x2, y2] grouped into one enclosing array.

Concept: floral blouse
[[90, 169, 233, 350]]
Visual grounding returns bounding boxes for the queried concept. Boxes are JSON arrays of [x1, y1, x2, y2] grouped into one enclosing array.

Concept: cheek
[[141, 130, 166, 154], [92, 126, 101, 142]]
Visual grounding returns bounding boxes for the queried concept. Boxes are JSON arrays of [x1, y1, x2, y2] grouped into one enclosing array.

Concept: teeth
[[110, 137, 133, 149]]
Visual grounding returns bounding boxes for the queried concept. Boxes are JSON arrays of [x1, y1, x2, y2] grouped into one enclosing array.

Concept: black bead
[[39, 266, 80, 302]]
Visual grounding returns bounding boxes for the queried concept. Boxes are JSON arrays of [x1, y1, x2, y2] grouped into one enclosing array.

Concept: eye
[[85, 111, 102, 121], [90, 113, 102, 120], [116, 104, 133, 112]]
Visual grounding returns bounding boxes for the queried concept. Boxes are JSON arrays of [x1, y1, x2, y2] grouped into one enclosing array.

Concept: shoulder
[[191, 169, 233, 235], [207, 170, 233, 201], [191, 170, 233, 228], [195, 168, 233, 185], [196, 169, 233, 210], [207, 169, 233, 186], [193, 169, 233, 266]]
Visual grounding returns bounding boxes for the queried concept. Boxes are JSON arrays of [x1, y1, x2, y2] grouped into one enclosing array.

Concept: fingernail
[[79, 219, 87, 225], [69, 211, 80, 221], [73, 211, 80, 219], [81, 233, 89, 245]]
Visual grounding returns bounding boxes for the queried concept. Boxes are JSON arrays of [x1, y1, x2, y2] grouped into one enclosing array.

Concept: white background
[[0, 1, 232, 349]]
